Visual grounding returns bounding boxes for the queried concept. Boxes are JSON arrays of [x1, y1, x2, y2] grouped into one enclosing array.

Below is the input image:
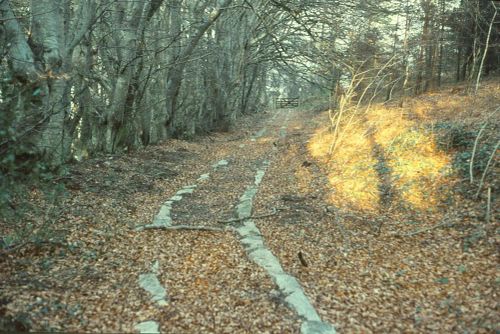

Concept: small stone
[[138, 273, 167, 303], [170, 195, 183, 201], [151, 260, 160, 274], [301, 320, 336, 334], [212, 159, 229, 168], [325, 206, 336, 213], [135, 321, 160, 334], [197, 173, 210, 181], [177, 187, 195, 195]]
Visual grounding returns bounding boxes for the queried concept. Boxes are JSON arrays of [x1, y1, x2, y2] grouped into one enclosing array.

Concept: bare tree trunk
[[0, 1, 38, 83], [475, 4, 497, 94], [456, 43, 462, 82], [30, 0, 68, 164], [162, 0, 234, 138], [103, 1, 147, 153], [421, 0, 434, 93], [400, 0, 411, 106], [436, 0, 446, 87], [0, 0, 40, 148]]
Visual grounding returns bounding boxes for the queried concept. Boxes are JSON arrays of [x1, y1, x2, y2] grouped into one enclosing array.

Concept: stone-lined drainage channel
[[134, 115, 335, 333], [235, 160, 336, 334], [134, 159, 229, 333], [136, 159, 228, 231], [135, 124, 270, 333]]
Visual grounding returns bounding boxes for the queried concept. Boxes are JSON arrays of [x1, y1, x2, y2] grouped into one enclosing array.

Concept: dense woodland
[[1, 1, 499, 332], [1, 0, 498, 168]]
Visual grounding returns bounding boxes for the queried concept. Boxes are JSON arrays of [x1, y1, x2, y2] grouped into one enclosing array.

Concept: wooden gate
[[275, 97, 299, 108]]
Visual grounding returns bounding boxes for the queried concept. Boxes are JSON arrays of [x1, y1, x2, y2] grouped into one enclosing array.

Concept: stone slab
[[301, 321, 336, 334], [138, 273, 167, 305], [234, 160, 335, 333], [135, 321, 160, 334]]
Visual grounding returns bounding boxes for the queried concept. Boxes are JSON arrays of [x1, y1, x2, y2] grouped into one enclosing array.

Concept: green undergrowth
[[432, 121, 499, 193]]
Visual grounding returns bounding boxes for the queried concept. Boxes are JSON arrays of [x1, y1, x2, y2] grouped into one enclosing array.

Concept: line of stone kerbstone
[[134, 158, 229, 334], [134, 115, 292, 334], [234, 160, 336, 334]]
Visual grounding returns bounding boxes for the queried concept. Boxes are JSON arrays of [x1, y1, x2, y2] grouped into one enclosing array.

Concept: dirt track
[[1, 102, 497, 333]]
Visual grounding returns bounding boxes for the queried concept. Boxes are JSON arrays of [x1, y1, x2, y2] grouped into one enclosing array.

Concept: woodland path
[[1, 97, 497, 333], [3, 107, 342, 334], [134, 108, 335, 334]]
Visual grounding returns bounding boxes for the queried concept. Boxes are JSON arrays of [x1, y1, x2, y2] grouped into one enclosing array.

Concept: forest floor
[[1, 81, 499, 333]]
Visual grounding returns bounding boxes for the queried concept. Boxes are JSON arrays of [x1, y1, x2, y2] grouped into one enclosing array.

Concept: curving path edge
[[234, 160, 336, 334]]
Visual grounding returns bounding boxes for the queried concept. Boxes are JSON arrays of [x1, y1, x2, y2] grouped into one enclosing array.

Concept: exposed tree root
[[140, 224, 232, 232], [397, 220, 453, 237], [217, 208, 278, 224]]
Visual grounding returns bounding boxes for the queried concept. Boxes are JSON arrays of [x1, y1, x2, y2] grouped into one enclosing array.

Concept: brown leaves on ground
[[254, 81, 498, 333], [0, 111, 300, 333], [1, 82, 498, 333]]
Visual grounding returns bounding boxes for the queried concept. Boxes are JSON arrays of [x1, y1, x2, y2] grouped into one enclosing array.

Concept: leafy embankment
[[297, 80, 498, 331]]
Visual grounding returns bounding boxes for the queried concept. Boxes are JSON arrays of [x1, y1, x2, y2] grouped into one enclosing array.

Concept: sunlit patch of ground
[[308, 127, 334, 162], [367, 106, 452, 210], [279, 82, 499, 332], [309, 123, 380, 211], [309, 100, 455, 212], [256, 137, 273, 144]]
